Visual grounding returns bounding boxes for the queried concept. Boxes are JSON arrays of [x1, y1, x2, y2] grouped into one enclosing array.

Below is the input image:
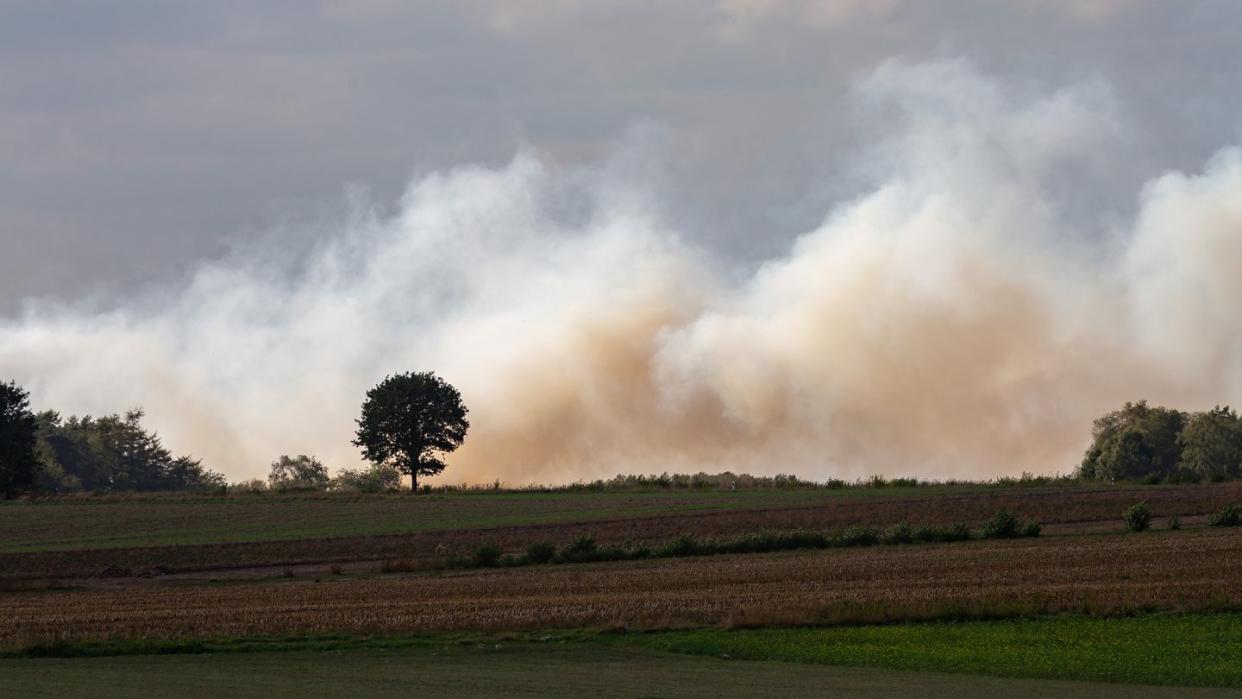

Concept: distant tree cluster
[[1, 379, 224, 497], [1080, 401, 1242, 482], [0, 369, 470, 498], [35, 409, 225, 493]]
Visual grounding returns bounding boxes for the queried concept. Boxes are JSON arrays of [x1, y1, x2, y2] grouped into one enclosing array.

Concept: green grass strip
[[625, 613, 1242, 688]]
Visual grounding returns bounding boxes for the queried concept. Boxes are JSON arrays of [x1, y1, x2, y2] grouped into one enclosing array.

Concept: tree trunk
[[411, 470, 418, 492]]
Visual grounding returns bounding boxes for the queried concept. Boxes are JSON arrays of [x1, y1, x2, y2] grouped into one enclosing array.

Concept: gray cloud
[[3, 1, 1240, 306]]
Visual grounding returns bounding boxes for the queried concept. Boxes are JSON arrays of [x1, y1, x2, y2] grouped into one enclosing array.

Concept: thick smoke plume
[[3, 61, 1241, 483]]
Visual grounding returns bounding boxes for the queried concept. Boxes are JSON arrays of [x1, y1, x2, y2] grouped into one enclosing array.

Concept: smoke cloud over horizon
[[3, 60, 1241, 484]]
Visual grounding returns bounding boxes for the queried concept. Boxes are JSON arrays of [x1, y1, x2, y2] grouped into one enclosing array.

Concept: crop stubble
[[3, 527, 1240, 646]]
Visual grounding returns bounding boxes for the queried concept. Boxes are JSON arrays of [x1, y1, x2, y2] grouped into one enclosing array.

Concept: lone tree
[[0, 380, 39, 498], [353, 372, 469, 491]]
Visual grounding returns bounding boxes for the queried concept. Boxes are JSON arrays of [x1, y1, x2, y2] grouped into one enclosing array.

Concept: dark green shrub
[[1123, 502, 1151, 532], [525, 541, 556, 564], [597, 545, 629, 561], [627, 545, 653, 559], [560, 534, 600, 562], [1168, 515, 1181, 531], [881, 523, 914, 545], [1020, 521, 1042, 538], [659, 534, 703, 557], [980, 510, 1020, 539], [1167, 468, 1201, 484], [1209, 504, 1241, 528], [472, 543, 502, 567], [943, 523, 973, 542], [838, 526, 878, 547]]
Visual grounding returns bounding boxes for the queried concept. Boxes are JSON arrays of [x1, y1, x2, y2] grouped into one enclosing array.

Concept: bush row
[[1123, 502, 1241, 532], [445, 510, 1041, 570]]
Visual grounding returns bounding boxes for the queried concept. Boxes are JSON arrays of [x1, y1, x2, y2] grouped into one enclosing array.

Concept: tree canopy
[[268, 454, 331, 491], [1080, 401, 1242, 482], [0, 380, 39, 498], [35, 409, 224, 493], [1178, 406, 1242, 480], [353, 372, 469, 491]]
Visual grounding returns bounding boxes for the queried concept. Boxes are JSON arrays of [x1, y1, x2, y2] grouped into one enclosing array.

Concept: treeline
[[236, 454, 402, 494], [5, 373, 1242, 498], [1079, 402, 1242, 483], [1, 380, 406, 497], [35, 410, 225, 493], [3, 381, 226, 496]]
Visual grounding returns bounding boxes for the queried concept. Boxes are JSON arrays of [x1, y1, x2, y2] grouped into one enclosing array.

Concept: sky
[[2, 1, 1242, 483]]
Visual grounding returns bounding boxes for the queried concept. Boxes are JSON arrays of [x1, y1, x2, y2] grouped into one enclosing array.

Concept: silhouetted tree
[[0, 380, 39, 498], [353, 372, 469, 491], [1080, 401, 1186, 481], [34, 409, 222, 493]]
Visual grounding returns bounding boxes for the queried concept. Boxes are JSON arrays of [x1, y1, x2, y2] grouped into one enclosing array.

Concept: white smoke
[[2, 60, 1241, 483]]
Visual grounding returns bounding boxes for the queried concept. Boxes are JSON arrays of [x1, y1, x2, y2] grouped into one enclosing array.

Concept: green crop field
[[0, 490, 834, 552], [631, 614, 1242, 688], [0, 487, 977, 553], [2, 638, 1236, 699]]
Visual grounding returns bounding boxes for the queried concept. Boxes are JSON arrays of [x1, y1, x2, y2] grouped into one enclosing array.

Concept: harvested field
[[3, 482, 1239, 583], [4, 527, 1241, 646]]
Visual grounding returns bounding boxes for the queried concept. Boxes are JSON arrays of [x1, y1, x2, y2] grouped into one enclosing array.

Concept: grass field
[[4, 616, 1242, 696], [632, 614, 1242, 687], [3, 480, 1240, 556], [7, 642, 1234, 699], [0, 489, 906, 553]]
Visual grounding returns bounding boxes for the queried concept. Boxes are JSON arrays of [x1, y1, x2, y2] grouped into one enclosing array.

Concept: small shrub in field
[[598, 544, 630, 561], [943, 523, 973, 542], [1020, 521, 1042, 538], [560, 534, 600, 563], [1209, 505, 1241, 528], [980, 510, 1020, 539], [783, 530, 830, 550], [330, 565, 342, 576], [1168, 468, 1201, 484], [525, 541, 556, 564], [659, 534, 703, 557], [472, 543, 502, 567], [881, 523, 914, 545], [1168, 515, 1181, 531], [1124, 503, 1152, 532], [838, 526, 878, 547]]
